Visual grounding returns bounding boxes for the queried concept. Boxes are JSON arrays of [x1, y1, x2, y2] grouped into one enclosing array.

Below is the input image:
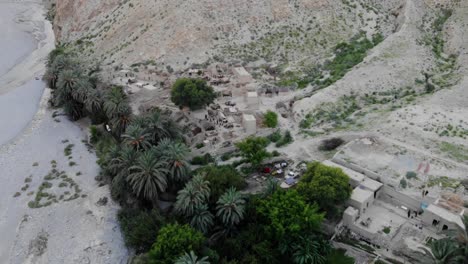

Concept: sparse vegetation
[[264, 110, 278, 128], [383, 226, 391, 234]]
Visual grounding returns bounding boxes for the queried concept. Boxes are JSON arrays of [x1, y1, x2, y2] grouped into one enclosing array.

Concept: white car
[[286, 171, 298, 179]]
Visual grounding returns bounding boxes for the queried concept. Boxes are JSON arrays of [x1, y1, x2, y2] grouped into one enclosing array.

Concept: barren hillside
[[54, 0, 403, 72]]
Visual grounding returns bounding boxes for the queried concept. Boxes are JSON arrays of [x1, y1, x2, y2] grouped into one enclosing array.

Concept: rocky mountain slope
[[54, 0, 403, 72]]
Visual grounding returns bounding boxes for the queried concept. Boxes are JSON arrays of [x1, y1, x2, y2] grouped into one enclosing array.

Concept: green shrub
[[264, 111, 278, 128], [89, 125, 102, 144], [268, 130, 282, 142], [405, 171, 417, 180], [221, 152, 232, 161], [118, 208, 165, 253], [195, 143, 205, 149], [148, 223, 205, 264], [383, 226, 391, 234], [191, 153, 214, 165], [275, 130, 293, 147], [400, 179, 407, 189], [200, 165, 247, 204]]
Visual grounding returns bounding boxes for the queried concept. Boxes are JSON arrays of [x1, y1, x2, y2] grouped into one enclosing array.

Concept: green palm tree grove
[[175, 251, 210, 264], [216, 187, 246, 227], [127, 151, 169, 202]]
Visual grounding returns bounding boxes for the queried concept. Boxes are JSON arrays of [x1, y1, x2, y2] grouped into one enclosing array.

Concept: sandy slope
[[0, 1, 128, 263]]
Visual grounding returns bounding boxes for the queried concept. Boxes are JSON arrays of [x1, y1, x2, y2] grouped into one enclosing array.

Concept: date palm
[[84, 89, 103, 114], [146, 110, 183, 143], [175, 251, 210, 264], [216, 187, 245, 227], [45, 54, 74, 89], [104, 87, 131, 137], [423, 238, 463, 264], [108, 146, 138, 179], [104, 86, 129, 119], [122, 125, 151, 150], [72, 77, 92, 103], [56, 69, 79, 102], [155, 138, 190, 183], [292, 236, 330, 264], [174, 181, 205, 217], [190, 203, 214, 234], [127, 151, 168, 202]]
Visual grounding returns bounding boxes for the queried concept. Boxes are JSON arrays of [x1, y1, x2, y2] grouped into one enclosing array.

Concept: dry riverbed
[[0, 1, 128, 263]]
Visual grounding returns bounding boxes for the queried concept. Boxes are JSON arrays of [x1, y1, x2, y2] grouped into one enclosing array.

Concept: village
[[106, 62, 468, 263]]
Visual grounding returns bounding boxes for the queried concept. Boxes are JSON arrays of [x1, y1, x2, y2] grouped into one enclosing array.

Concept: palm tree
[[190, 203, 214, 234], [216, 187, 245, 227], [56, 70, 78, 101], [263, 177, 279, 197], [175, 251, 210, 264], [146, 110, 183, 143], [155, 138, 190, 183], [108, 146, 138, 178], [84, 89, 104, 120], [104, 86, 129, 119], [292, 236, 330, 264], [127, 150, 168, 202], [122, 125, 151, 150], [131, 115, 150, 129], [45, 54, 75, 89], [423, 238, 463, 264], [146, 110, 170, 142], [46, 45, 67, 67], [190, 174, 210, 200], [175, 176, 209, 217], [104, 87, 131, 137], [71, 77, 92, 103]]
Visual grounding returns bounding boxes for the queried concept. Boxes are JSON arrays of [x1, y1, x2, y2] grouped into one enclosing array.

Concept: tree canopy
[[297, 162, 352, 213], [236, 136, 270, 168], [148, 223, 205, 264], [171, 78, 216, 110], [198, 165, 246, 204], [257, 190, 324, 241]]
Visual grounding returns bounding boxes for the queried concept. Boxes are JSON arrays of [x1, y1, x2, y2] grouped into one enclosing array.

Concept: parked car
[[281, 162, 288, 168], [286, 171, 299, 179], [263, 167, 272, 174]]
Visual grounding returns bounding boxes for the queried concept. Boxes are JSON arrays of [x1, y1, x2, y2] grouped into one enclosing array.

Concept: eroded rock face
[[53, 0, 403, 72]]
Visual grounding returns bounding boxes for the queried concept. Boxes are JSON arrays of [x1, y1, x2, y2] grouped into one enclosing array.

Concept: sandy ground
[[0, 1, 128, 263]]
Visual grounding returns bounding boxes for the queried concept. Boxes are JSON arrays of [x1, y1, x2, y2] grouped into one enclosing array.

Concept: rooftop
[[425, 204, 464, 229], [243, 114, 256, 121], [247, 91, 258, 98], [233, 67, 251, 77], [351, 187, 373, 203], [360, 178, 383, 192], [322, 160, 365, 185]]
